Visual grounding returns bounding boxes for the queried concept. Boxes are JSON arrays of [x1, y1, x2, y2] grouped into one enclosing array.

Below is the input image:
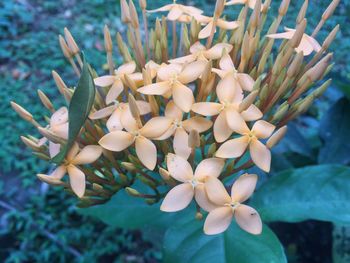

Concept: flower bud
[[249, 0, 261, 29], [195, 212, 203, 220], [11, 101, 33, 122], [129, 0, 139, 28], [322, 0, 340, 21], [207, 143, 217, 157], [64, 27, 79, 54], [278, 0, 290, 16], [92, 183, 104, 191], [139, 0, 146, 10], [239, 90, 259, 112], [290, 19, 306, 48], [296, 0, 308, 24], [37, 90, 54, 112], [125, 187, 141, 197], [121, 162, 137, 172], [313, 79, 332, 98], [121, 0, 131, 23], [188, 130, 200, 148], [21, 136, 42, 151], [58, 35, 72, 59], [322, 24, 339, 50], [214, 0, 225, 17], [128, 93, 141, 121], [104, 25, 113, 52], [306, 53, 332, 82], [267, 126, 287, 148], [159, 167, 171, 181], [262, 0, 271, 14], [287, 52, 304, 78], [52, 70, 68, 95], [37, 174, 64, 185]]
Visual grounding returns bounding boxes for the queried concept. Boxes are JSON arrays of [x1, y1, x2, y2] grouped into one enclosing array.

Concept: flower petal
[[67, 165, 86, 198], [195, 184, 218, 212], [89, 105, 116, 120], [140, 116, 173, 138], [135, 136, 157, 170], [237, 73, 254, 91], [137, 81, 171, 95], [194, 158, 225, 180], [191, 102, 221, 116], [217, 19, 239, 30], [219, 52, 235, 71], [205, 176, 231, 205], [182, 116, 212, 133], [160, 183, 194, 212], [50, 107, 68, 126], [266, 31, 295, 39], [172, 82, 194, 112], [157, 64, 182, 80], [249, 139, 271, 172], [204, 207, 233, 235], [214, 110, 233, 143], [251, 120, 275, 139], [98, 131, 134, 152], [49, 141, 61, 158], [216, 76, 238, 103], [235, 204, 262, 235], [231, 173, 258, 203], [190, 41, 206, 54], [198, 21, 214, 39], [205, 43, 233, 60], [167, 153, 193, 182], [106, 108, 123, 131], [94, 75, 115, 87], [173, 127, 192, 160], [165, 100, 183, 120], [225, 108, 250, 135], [296, 38, 314, 56], [72, 145, 102, 165], [215, 136, 249, 158], [106, 80, 124, 104], [66, 143, 80, 162], [241, 104, 263, 121], [168, 54, 196, 64], [178, 60, 207, 84], [167, 5, 183, 21], [147, 4, 173, 13], [135, 100, 151, 115], [117, 61, 136, 74]]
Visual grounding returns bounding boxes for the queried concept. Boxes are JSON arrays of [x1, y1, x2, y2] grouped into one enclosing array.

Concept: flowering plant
[[12, 0, 340, 247]]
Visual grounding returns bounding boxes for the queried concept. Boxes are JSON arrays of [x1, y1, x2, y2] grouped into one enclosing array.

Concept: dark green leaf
[[52, 53, 95, 164], [318, 98, 350, 165], [251, 165, 350, 224], [163, 218, 286, 263]]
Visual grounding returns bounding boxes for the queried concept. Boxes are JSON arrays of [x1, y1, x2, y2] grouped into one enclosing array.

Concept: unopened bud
[[290, 19, 306, 48], [121, 0, 131, 23], [146, 198, 157, 205], [159, 167, 171, 181], [129, 0, 139, 28], [271, 103, 289, 123], [262, 0, 271, 14], [306, 53, 332, 82], [214, 0, 225, 17], [207, 143, 217, 157], [139, 0, 146, 9], [121, 162, 137, 172], [322, 0, 340, 21], [249, 0, 261, 29], [278, 0, 290, 16], [64, 27, 79, 54], [11, 101, 33, 122], [124, 74, 137, 92], [195, 212, 203, 220], [297, 95, 314, 114], [37, 127, 64, 144], [239, 90, 259, 112], [59, 35, 72, 59], [104, 25, 113, 52], [125, 187, 141, 197], [267, 126, 287, 148], [322, 24, 339, 50], [92, 183, 104, 191], [52, 70, 68, 95], [296, 0, 308, 24], [287, 52, 304, 78], [37, 174, 63, 185], [21, 136, 41, 151], [313, 79, 332, 98], [188, 130, 200, 148], [128, 93, 141, 121], [37, 90, 54, 112]]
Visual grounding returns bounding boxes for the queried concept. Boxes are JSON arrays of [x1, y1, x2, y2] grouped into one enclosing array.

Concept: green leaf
[[163, 218, 286, 263], [251, 164, 350, 224], [79, 190, 190, 229], [52, 53, 96, 164], [318, 98, 350, 165]]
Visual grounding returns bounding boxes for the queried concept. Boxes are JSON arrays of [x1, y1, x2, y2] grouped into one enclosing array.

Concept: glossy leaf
[[163, 218, 286, 263], [52, 54, 96, 164], [251, 165, 350, 224], [318, 98, 350, 165]]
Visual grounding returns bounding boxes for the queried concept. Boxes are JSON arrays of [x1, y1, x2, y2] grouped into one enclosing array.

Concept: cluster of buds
[[12, 0, 339, 235]]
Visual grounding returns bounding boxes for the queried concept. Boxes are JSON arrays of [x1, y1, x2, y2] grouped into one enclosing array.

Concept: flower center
[[225, 201, 241, 212], [188, 178, 201, 188], [173, 119, 182, 128]]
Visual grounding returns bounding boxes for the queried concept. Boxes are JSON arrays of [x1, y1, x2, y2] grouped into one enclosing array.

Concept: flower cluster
[[12, 0, 339, 235]]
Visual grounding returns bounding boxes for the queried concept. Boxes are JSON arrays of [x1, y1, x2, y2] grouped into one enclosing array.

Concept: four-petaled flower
[[37, 143, 102, 197], [157, 100, 212, 159], [94, 61, 143, 104], [161, 154, 225, 212], [216, 115, 275, 172], [147, 1, 203, 21], [98, 114, 172, 170], [204, 174, 262, 235], [267, 27, 321, 56], [89, 100, 151, 132], [138, 61, 207, 112], [193, 14, 240, 39], [168, 41, 233, 64]]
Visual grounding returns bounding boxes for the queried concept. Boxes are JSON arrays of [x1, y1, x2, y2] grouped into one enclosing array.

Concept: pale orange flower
[[94, 61, 143, 104], [37, 143, 102, 197], [193, 14, 240, 39], [156, 100, 212, 159], [98, 114, 172, 170], [147, 1, 203, 21], [138, 61, 207, 112], [89, 100, 151, 132], [168, 41, 233, 64], [215, 115, 275, 172], [267, 28, 321, 56], [204, 174, 262, 235], [225, 0, 263, 11], [161, 154, 225, 212]]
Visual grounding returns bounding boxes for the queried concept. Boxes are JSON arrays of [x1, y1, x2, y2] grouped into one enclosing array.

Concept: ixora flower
[[138, 61, 207, 112], [161, 154, 225, 212], [225, 0, 263, 11], [37, 143, 102, 197], [216, 115, 275, 172], [98, 115, 172, 170], [267, 27, 321, 56], [204, 174, 262, 235], [94, 61, 142, 104], [89, 100, 151, 132], [147, 1, 203, 21], [157, 100, 212, 159], [168, 41, 233, 64], [193, 14, 240, 39]]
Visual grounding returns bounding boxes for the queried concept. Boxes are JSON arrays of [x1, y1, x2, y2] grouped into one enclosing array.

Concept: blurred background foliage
[[0, 0, 349, 262]]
